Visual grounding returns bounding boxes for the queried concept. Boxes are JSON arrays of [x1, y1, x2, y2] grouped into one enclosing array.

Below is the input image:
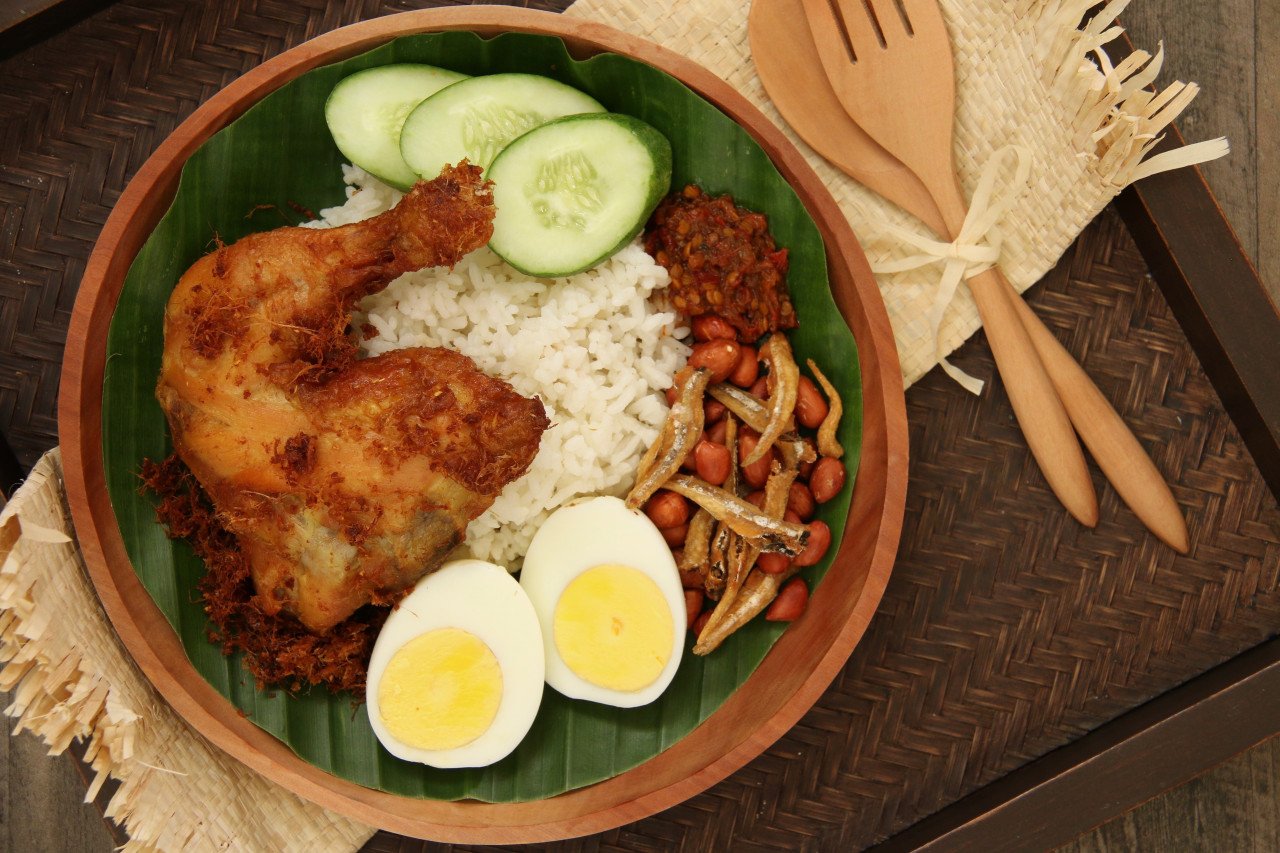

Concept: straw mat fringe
[[0, 450, 376, 852]]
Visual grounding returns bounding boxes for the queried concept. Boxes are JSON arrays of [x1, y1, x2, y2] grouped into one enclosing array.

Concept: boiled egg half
[[520, 495, 686, 707], [365, 559, 544, 768]]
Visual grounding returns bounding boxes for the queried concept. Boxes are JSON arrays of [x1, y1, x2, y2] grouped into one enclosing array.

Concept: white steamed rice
[[307, 165, 690, 567]]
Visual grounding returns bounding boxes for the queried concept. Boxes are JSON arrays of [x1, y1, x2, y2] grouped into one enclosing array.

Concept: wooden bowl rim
[[57, 6, 908, 843]]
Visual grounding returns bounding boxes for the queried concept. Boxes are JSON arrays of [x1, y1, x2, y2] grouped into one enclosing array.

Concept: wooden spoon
[[747, 1, 949, 238], [752, 0, 1187, 549]]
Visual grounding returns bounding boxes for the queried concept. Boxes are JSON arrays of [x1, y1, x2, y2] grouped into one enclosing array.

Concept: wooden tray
[[3, 1, 1278, 849]]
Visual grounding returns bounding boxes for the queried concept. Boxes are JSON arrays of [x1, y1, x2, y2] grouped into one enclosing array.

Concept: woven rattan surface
[[3, 0, 1278, 849]]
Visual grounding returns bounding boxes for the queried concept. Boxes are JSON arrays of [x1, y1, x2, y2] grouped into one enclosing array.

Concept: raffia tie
[[870, 146, 1034, 395]]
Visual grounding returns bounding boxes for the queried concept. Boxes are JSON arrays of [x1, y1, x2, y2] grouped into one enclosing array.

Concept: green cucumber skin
[[325, 64, 468, 190], [487, 113, 673, 278], [399, 73, 606, 180]]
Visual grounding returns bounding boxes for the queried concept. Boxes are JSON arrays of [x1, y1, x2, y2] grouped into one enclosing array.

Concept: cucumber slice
[[487, 113, 673, 277], [400, 73, 606, 178], [325, 64, 468, 190]]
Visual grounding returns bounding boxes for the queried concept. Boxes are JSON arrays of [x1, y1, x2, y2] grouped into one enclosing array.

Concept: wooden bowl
[[58, 7, 907, 843]]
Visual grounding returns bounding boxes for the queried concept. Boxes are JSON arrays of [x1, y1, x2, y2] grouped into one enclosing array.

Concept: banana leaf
[[101, 30, 863, 802]]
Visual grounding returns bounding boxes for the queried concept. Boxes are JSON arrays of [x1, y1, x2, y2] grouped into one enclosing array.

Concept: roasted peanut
[[794, 520, 832, 567], [684, 589, 705, 630], [729, 345, 759, 388], [794, 376, 829, 429], [688, 340, 741, 383], [691, 314, 737, 342], [765, 577, 809, 621], [679, 567, 704, 590], [784, 509, 803, 524], [757, 552, 791, 574], [787, 482, 816, 520], [645, 490, 689, 528], [707, 418, 728, 446], [660, 523, 689, 547], [749, 375, 770, 399], [810, 457, 847, 503], [738, 431, 773, 489], [747, 489, 767, 509], [704, 399, 727, 424], [694, 440, 732, 486]]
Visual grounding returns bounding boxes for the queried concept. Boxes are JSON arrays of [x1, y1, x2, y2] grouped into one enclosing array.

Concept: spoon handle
[[965, 266, 1100, 526], [1003, 277, 1190, 551], [925, 174, 1098, 526]]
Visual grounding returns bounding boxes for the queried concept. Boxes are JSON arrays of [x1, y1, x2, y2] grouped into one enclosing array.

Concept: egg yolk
[[377, 628, 502, 751], [553, 563, 673, 692]]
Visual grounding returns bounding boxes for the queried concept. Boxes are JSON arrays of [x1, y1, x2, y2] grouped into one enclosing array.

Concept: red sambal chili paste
[[644, 184, 798, 341]]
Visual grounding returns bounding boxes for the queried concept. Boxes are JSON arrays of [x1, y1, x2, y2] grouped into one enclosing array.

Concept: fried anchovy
[[708, 383, 814, 467], [745, 334, 799, 466], [701, 464, 796, 638], [708, 533, 753, 625], [724, 414, 741, 496], [680, 507, 715, 571], [693, 562, 800, 655], [708, 383, 769, 431], [627, 367, 711, 508], [806, 358, 844, 460], [704, 516, 730, 601], [703, 416, 743, 603], [729, 464, 793, 600], [664, 474, 809, 555]]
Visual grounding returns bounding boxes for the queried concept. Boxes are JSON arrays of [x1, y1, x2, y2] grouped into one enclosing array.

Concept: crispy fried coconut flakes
[[140, 455, 392, 694]]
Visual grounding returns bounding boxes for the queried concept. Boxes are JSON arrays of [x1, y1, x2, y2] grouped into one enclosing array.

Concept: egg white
[[364, 559, 545, 768], [519, 495, 686, 708]]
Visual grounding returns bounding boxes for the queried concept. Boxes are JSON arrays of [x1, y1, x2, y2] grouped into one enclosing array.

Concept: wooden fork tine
[[829, 0, 884, 58], [866, 0, 909, 40], [896, 0, 949, 39], [800, 0, 850, 61]]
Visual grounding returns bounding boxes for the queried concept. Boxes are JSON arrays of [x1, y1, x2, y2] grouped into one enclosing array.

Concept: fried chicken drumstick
[[157, 163, 549, 633]]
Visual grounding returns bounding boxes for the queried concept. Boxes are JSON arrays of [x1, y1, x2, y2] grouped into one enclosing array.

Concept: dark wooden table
[[1, 2, 1276, 851]]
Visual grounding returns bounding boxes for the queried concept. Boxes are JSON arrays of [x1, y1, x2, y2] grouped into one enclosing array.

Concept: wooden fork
[[798, 0, 1099, 528]]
